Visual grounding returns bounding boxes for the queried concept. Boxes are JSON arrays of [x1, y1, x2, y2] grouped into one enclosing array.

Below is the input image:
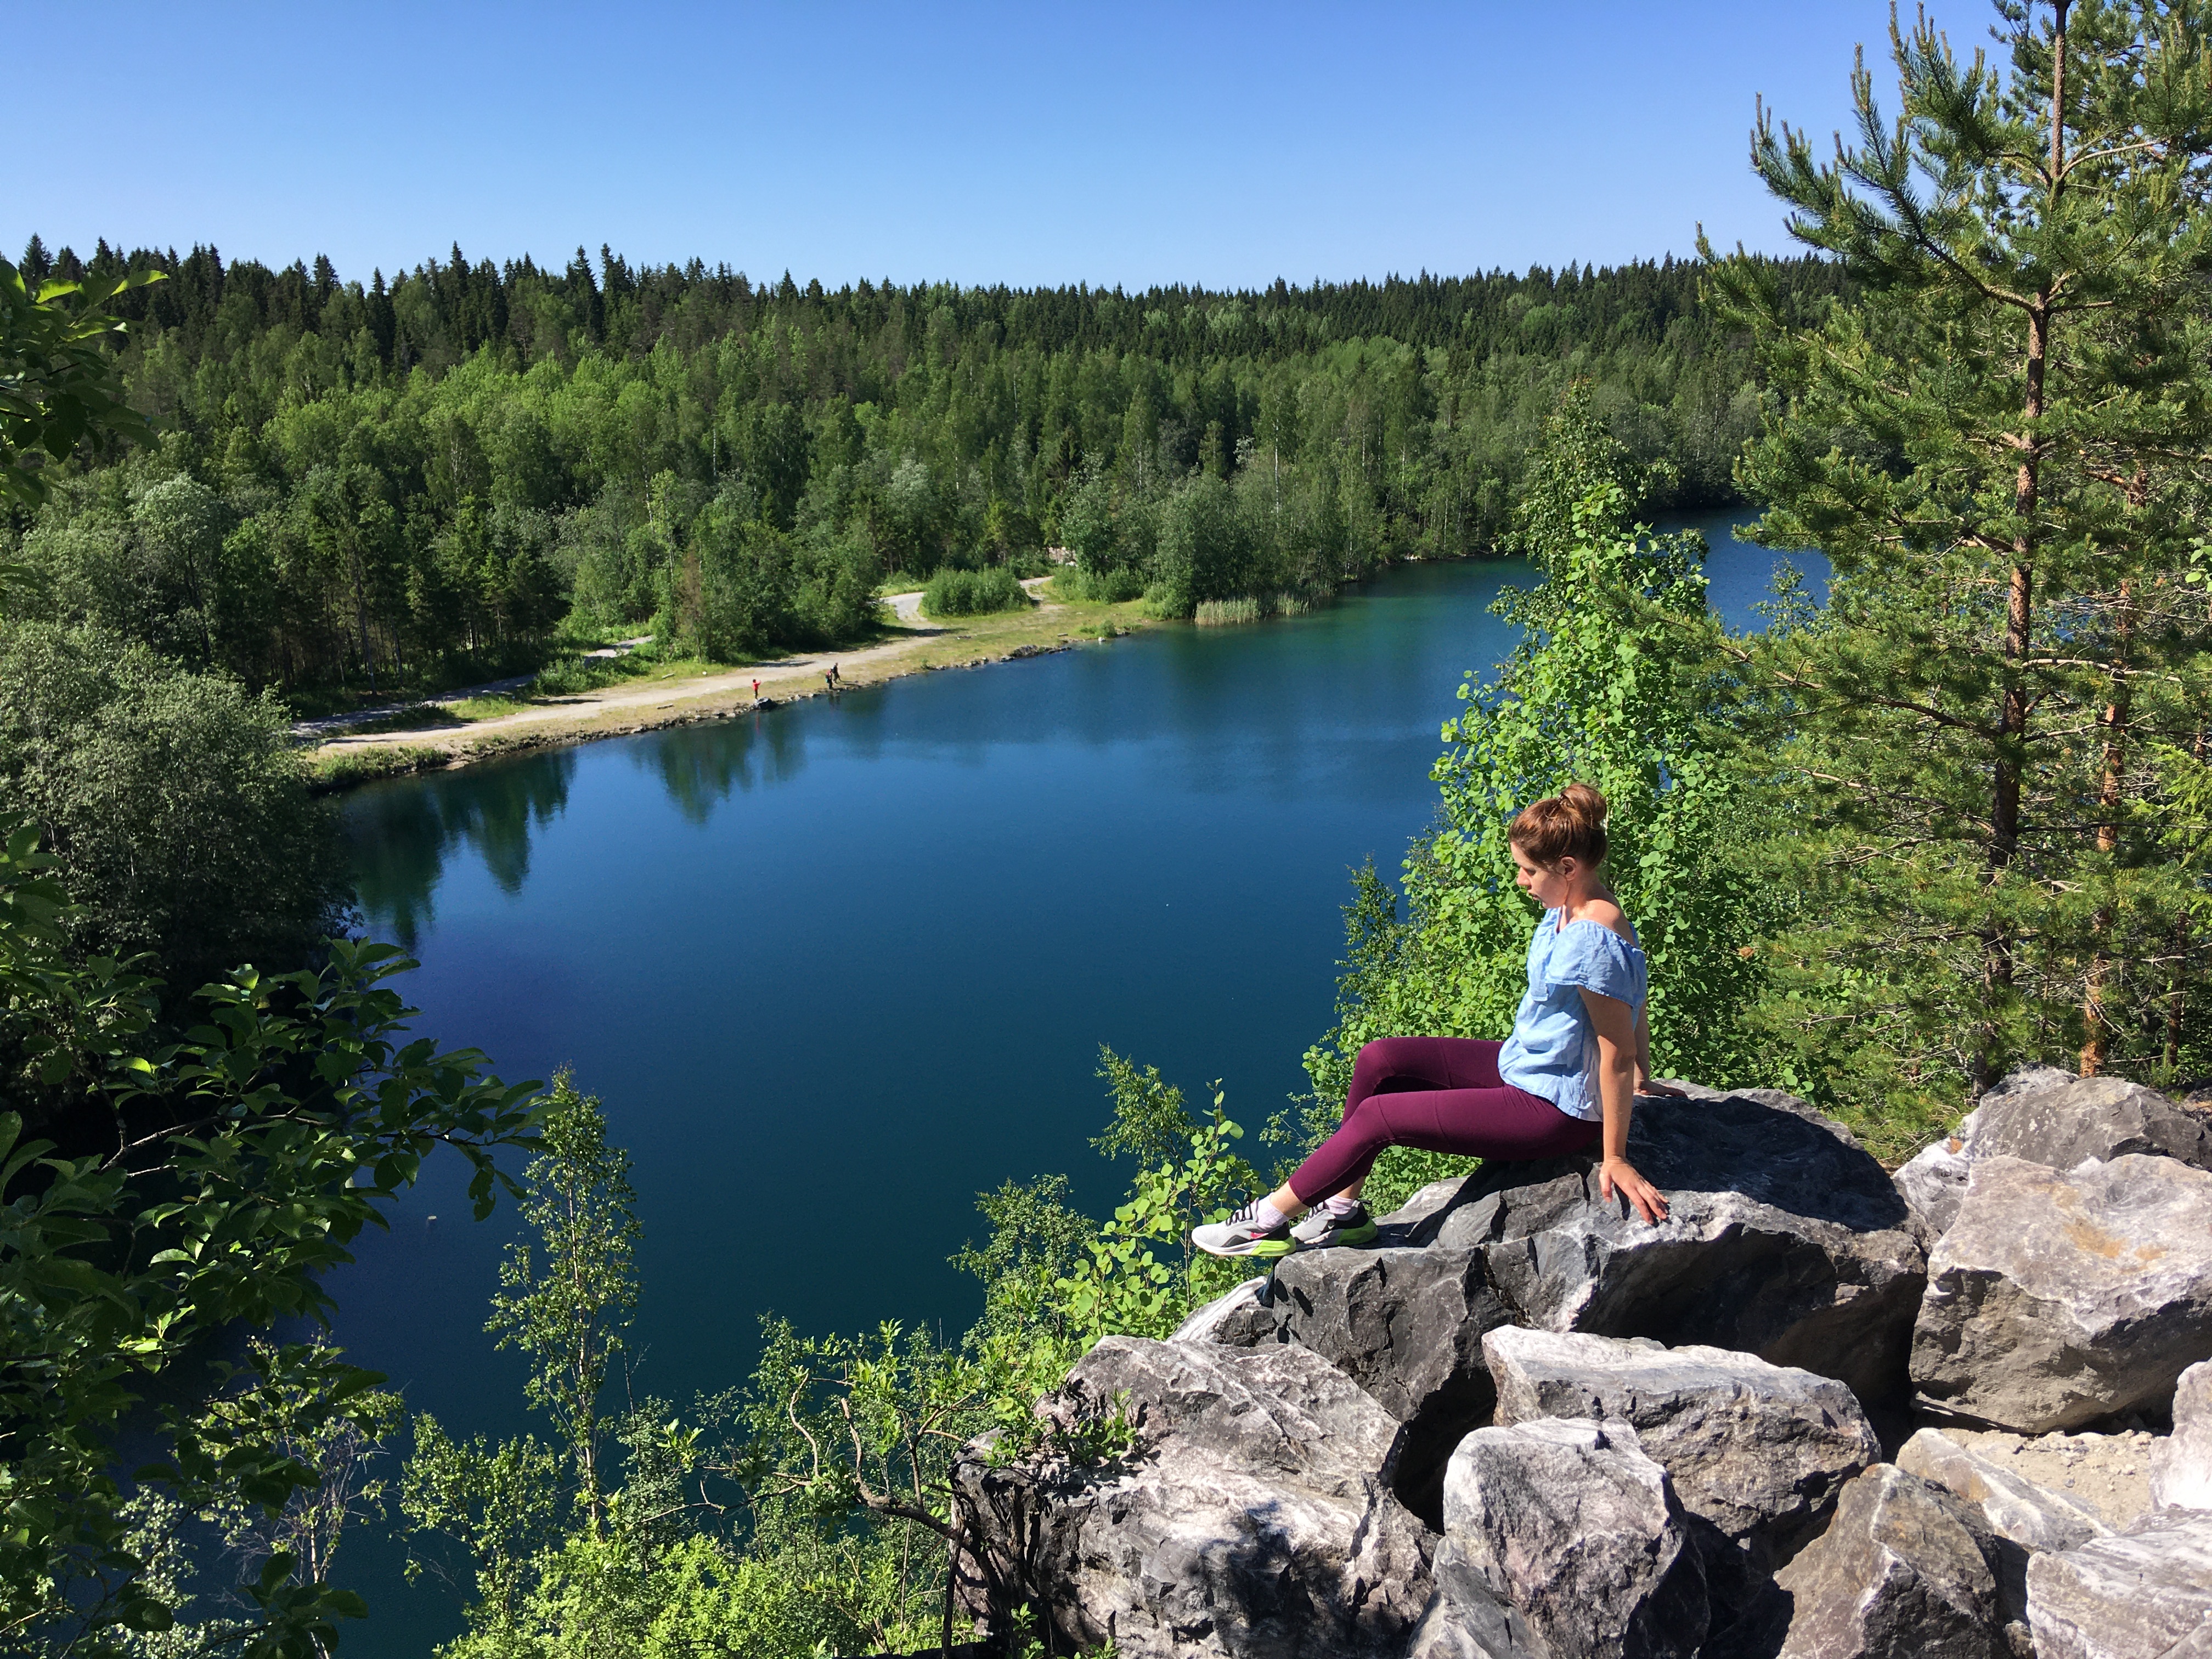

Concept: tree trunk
[[1981, 3, 2067, 1085], [2080, 582, 2133, 1074]]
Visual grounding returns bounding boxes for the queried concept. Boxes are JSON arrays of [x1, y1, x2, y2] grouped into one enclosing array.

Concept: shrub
[[0, 620, 350, 990], [533, 651, 648, 697], [1050, 567, 1143, 604], [920, 566, 1031, 618]]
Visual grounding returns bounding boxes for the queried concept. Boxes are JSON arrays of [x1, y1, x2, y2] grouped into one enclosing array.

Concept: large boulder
[[1894, 1070, 2212, 1240], [1897, 1427, 2112, 1554], [1481, 1327, 1878, 1566], [1193, 1246, 1513, 1524], [951, 1336, 1432, 1659], [1411, 1085, 1926, 1404], [2026, 1508, 2212, 1658], [2152, 1359, 2212, 1511], [1410, 1417, 1706, 1659], [1772, 1464, 2010, 1659], [1911, 1154, 2212, 1432]]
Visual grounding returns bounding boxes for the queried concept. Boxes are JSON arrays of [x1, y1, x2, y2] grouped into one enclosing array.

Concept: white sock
[[1253, 1199, 1289, 1230], [1325, 1193, 1363, 1217]]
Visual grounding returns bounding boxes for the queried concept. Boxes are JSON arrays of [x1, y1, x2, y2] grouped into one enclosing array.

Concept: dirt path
[[310, 577, 1064, 764]]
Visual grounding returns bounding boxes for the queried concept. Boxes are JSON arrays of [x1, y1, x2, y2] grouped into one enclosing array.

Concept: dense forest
[[3, 235, 1842, 699]]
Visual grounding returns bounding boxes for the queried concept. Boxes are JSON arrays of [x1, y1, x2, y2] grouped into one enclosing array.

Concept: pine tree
[[1709, 0, 2212, 1094]]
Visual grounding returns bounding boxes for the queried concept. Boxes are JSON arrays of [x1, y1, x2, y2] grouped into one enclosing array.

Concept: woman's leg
[[1283, 1076, 1598, 1209], [1308, 1038, 1510, 1206]]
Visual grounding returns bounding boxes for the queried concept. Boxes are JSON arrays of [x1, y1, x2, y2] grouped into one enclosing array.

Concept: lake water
[[329, 506, 1815, 1650]]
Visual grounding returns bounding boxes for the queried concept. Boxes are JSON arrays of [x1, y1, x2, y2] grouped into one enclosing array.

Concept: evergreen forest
[[4, 3, 2212, 1658], [5, 235, 1839, 697]]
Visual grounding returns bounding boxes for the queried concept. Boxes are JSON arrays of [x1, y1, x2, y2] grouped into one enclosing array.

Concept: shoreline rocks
[[1910, 1153, 2212, 1432], [952, 1337, 1432, 1659], [961, 1071, 2212, 1659]]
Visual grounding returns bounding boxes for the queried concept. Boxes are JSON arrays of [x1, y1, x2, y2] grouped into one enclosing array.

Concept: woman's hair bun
[[1509, 781, 1609, 870]]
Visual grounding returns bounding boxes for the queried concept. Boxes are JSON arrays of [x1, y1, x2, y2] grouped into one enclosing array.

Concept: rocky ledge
[[955, 1076, 2212, 1659]]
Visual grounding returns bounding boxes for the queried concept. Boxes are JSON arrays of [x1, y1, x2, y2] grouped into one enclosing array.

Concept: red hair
[[1509, 782, 1609, 870]]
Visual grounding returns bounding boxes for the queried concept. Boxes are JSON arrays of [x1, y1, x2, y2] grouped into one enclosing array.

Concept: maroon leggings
[[1287, 1036, 1601, 1206]]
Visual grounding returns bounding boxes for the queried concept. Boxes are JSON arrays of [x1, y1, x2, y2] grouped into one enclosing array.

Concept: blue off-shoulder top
[[1497, 909, 1650, 1122]]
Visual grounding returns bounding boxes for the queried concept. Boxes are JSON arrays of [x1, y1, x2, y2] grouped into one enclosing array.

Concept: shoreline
[[304, 591, 1153, 792]]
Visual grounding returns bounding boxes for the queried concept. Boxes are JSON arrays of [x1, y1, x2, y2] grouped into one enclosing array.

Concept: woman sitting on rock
[[1193, 781, 1679, 1260]]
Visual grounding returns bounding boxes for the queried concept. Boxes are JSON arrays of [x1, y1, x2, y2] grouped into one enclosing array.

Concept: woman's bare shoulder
[[1572, 897, 1637, 943]]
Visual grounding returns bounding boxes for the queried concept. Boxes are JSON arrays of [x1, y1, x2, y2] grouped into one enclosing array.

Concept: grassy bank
[[304, 594, 1152, 792]]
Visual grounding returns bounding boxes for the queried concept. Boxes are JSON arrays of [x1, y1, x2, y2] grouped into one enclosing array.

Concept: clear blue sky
[[16, 1, 1914, 290]]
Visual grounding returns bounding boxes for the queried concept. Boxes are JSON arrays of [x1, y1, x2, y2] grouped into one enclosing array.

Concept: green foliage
[[1300, 394, 1786, 1190], [529, 651, 647, 698], [921, 565, 1031, 618], [0, 818, 539, 1657], [0, 621, 351, 994], [487, 1073, 640, 1526], [0, 257, 161, 512], [1707, 1, 2212, 1104], [405, 1049, 1252, 1659], [10, 234, 1844, 701]]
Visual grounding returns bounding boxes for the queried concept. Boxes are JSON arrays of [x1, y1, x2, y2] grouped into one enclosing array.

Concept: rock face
[[1410, 1417, 1706, 1659], [1481, 1327, 1879, 1566], [2153, 1359, 2212, 1511], [1407, 1086, 1926, 1405], [1197, 1246, 1512, 1523], [1894, 1069, 2212, 1240], [1773, 1464, 2008, 1659], [2026, 1508, 2212, 1659], [1897, 1427, 2112, 1553], [951, 1336, 1432, 1659], [1911, 1154, 2212, 1432]]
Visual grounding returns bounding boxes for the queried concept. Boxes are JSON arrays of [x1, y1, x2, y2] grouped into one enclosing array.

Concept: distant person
[[830, 662, 842, 686], [823, 670, 835, 692], [752, 678, 760, 700], [1193, 783, 1684, 1260]]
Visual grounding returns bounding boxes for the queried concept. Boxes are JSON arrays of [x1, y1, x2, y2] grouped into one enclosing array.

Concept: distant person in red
[[752, 678, 760, 699]]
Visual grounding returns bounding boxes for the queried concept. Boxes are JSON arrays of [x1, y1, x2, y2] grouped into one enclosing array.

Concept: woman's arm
[[1581, 988, 1670, 1226]]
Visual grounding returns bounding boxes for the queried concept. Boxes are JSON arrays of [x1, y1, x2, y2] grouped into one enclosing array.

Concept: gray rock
[[1414, 1417, 1706, 1659], [1897, 1427, 2113, 1553], [2152, 1359, 2212, 1511], [1773, 1464, 2008, 1659], [1894, 1105, 1987, 1240], [951, 1336, 1432, 1659], [1911, 1154, 2212, 1432], [1896, 1070, 2212, 1243], [1414, 1085, 1926, 1404], [1481, 1327, 1879, 1565], [1197, 1246, 1513, 1524], [1897, 1426, 2113, 1639], [1973, 1074, 2212, 1172], [2026, 1507, 2212, 1659]]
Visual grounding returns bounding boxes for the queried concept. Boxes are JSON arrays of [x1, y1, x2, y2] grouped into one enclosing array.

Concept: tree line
[[3, 238, 1841, 696]]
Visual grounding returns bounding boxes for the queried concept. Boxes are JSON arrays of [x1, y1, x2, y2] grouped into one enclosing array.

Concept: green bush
[[532, 650, 649, 697], [1052, 567, 1144, 603], [0, 620, 350, 991], [920, 566, 1031, 618]]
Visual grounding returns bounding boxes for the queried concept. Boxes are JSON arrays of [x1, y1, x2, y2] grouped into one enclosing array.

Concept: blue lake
[[329, 506, 1816, 1650]]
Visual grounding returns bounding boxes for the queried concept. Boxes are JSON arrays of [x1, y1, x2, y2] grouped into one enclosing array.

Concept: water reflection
[[346, 749, 578, 947], [630, 707, 810, 825]]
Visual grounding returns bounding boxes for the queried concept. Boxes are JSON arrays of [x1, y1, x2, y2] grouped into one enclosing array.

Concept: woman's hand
[[1635, 1079, 1689, 1098], [1599, 1156, 1670, 1226]]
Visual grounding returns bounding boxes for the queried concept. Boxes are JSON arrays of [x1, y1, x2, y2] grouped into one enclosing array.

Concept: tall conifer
[[1710, 1, 2212, 1093]]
